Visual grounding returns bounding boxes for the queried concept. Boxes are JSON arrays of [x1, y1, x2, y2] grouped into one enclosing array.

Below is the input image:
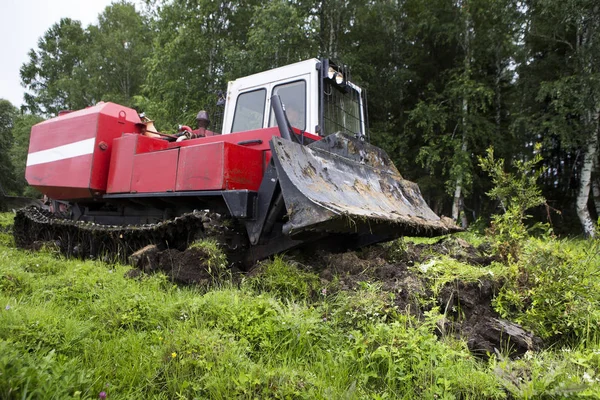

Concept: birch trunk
[[452, 1, 471, 228], [452, 123, 468, 227], [592, 172, 600, 217], [576, 108, 599, 237], [576, 9, 599, 238], [495, 50, 502, 133]]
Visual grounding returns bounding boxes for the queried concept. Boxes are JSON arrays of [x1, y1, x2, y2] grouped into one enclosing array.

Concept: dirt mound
[[395, 237, 498, 266], [306, 237, 541, 358], [438, 280, 543, 357], [129, 244, 235, 285]]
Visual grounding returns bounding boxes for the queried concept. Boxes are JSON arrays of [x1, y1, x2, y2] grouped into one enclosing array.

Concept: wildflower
[[322, 317, 327, 322], [99, 392, 107, 399], [5, 305, 10, 310], [171, 352, 177, 358], [321, 288, 327, 296], [583, 372, 594, 383]]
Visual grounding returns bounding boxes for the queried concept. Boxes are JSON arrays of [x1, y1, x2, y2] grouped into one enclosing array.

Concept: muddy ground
[[129, 237, 542, 358]]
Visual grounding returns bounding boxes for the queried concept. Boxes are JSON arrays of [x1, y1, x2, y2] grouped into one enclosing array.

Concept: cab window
[[323, 81, 362, 137], [231, 89, 266, 133], [269, 80, 306, 130]]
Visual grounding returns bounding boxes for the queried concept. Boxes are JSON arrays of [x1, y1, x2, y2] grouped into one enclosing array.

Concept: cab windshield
[[322, 81, 363, 137]]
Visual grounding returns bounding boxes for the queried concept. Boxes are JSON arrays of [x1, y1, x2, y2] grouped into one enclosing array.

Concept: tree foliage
[[0, 100, 18, 195], [10, 114, 44, 196], [20, 18, 89, 115], [86, 2, 153, 107]]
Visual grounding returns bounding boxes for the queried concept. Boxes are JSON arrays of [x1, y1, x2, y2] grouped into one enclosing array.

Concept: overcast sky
[[0, 0, 118, 108]]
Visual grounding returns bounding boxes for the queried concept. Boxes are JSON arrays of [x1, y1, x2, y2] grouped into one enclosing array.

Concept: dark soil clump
[[390, 237, 499, 266], [129, 244, 235, 285], [438, 280, 543, 357]]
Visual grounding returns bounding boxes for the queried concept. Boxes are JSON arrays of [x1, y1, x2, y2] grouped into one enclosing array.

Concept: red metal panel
[[176, 143, 225, 191], [28, 112, 99, 153], [223, 143, 263, 191], [26, 115, 97, 200], [89, 104, 143, 192], [107, 134, 178, 194], [175, 142, 263, 191], [168, 127, 283, 151], [107, 135, 171, 194], [169, 127, 320, 151], [32, 187, 93, 200], [25, 102, 143, 200], [26, 154, 94, 199], [264, 151, 272, 170], [135, 135, 169, 154], [107, 135, 137, 194], [131, 149, 179, 193]]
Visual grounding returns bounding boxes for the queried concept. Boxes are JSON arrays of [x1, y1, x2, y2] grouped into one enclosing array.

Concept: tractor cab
[[222, 59, 367, 139]]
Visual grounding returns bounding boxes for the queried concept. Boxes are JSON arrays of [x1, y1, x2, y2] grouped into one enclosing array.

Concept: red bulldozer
[[14, 59, 458, 265]]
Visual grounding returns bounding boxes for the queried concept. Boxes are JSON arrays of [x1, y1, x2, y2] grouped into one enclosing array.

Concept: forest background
[[1, 0, 599, 236]]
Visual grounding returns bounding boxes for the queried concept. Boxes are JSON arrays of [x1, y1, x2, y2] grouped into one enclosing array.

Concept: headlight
[[335, 72, 344, 85], [328, 66, 337, 80]]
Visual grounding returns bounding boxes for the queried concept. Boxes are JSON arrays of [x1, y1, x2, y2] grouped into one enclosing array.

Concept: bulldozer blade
[[270, 133, 460, 240]]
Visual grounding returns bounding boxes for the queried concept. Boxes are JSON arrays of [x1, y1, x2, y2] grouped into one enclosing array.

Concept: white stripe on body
[[26, 138, 96, 167]]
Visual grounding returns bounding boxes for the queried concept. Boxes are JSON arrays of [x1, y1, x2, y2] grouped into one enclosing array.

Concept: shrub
[[494, 238, 600, 343], [478, 144, 548, 261]]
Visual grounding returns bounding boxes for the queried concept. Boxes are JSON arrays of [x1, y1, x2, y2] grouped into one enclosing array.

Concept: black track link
[[13, 206, 248, 262]]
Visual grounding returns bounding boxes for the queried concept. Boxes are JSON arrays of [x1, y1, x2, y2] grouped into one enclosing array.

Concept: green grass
[[494, 237, 600, 343], [0, 212, 15, 229], [1, 214, 600, 398]]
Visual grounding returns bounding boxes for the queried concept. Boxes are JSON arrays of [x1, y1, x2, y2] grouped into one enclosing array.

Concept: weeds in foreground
[[0, 233, 506, 399], [2, 215, 600, 398], [494, 237, 600, 344]]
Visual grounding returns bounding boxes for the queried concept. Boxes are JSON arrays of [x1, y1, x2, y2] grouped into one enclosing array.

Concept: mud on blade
[[271, 133, 460, 239]]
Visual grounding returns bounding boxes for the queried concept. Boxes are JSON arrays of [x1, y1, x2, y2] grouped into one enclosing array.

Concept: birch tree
[[528, 0, 600, 237]]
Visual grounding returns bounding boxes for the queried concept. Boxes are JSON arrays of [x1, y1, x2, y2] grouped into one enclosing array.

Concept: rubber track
[[13, 206, 241, 262]]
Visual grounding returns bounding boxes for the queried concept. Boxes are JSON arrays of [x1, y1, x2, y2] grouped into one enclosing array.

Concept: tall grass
[[1, 213, 599, 398]]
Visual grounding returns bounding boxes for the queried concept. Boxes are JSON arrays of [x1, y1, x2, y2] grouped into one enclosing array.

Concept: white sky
[[0, 0, 117, 108]]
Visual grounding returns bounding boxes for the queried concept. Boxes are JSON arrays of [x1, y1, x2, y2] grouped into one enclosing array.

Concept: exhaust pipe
[[270, 95, 300, 144]]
